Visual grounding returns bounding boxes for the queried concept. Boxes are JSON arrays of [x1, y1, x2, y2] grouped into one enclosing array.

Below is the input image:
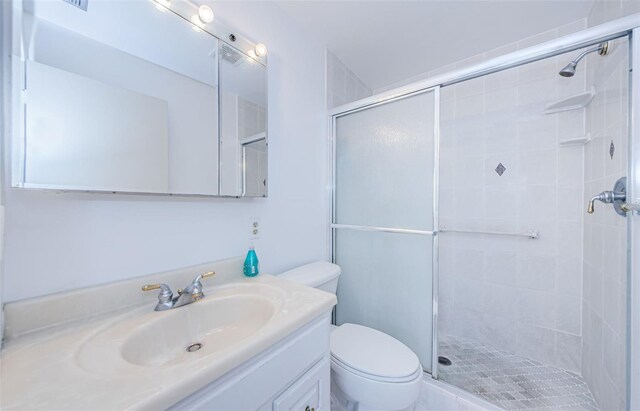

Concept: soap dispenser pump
[[243, 246, 259, 277]]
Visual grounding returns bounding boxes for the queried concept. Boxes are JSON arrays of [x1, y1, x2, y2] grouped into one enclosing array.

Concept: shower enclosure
[[330, 16, 640, 411]]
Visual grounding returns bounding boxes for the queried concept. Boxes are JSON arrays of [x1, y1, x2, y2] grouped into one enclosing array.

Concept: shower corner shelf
[[545, 85, 596, 114], [559, 134, 591, 146]]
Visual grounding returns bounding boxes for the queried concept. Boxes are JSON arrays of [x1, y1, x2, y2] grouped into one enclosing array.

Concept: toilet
[[279, 262, 423, 411]]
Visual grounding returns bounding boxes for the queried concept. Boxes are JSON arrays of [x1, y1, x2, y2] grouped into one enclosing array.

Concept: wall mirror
[[219, 43, 268, 197], [12, 0, 268, 197]]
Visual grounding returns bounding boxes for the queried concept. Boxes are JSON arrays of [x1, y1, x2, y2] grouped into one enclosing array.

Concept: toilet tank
[[278, 261, 341, 295]]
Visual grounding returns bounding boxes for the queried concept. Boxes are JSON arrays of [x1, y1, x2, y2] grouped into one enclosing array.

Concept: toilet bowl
[[279, 262, 423, 411]]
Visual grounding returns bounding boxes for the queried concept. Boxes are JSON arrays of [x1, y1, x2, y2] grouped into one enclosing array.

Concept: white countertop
[[0, 265, 336, 410]]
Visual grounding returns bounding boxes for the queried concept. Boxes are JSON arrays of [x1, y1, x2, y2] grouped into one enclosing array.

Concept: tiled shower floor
[[438, 335, 598, 411]]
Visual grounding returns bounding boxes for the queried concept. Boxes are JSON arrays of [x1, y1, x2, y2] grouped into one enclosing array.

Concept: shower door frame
[[328, 12, 640, 407], [329, 86, 441, 375]]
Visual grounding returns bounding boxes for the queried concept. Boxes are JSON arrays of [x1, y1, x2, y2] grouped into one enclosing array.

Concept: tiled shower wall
[[326, 51, 372, 109], [580, 11, 631, 409], [438, 20, 590, 374], [578, 1, 638, 408]]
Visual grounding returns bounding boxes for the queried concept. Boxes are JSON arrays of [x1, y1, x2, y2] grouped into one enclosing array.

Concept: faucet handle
[[194, 271, 215, 283], [142, 283, 173, 300]]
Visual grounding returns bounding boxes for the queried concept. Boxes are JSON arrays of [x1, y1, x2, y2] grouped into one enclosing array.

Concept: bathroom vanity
[[0, 258, 336, 410]]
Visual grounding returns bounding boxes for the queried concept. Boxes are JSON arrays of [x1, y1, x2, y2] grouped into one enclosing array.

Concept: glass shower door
[[332, 89, 438, 373]]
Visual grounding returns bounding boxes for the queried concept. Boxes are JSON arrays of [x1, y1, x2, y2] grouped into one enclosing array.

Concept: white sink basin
[[1, 272, 337, 411], [76, 283, 285, 374]]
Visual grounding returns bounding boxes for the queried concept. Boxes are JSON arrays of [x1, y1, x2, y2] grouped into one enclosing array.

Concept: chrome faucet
[[587, 177, 627, 216], [142, 271, 215, 311], [587, 191, 625, 214]]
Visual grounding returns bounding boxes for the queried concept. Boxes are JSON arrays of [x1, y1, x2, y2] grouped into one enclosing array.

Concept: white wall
[[438, 20, 588, 374], [2, 0, 329, 302]]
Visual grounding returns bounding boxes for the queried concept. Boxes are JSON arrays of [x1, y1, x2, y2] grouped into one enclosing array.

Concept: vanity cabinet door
[[272, 358, 329, 411]]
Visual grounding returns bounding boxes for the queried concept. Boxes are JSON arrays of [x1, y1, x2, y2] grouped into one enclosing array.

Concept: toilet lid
[[330, 323, 421, 381]]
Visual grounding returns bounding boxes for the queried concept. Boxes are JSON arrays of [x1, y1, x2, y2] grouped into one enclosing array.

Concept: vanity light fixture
[[190, 14, 205, 32], [254, 43, 267, 57], [154, 0, 171, 12], [198, 5, 214, 23], [247, 49, 258, 62]]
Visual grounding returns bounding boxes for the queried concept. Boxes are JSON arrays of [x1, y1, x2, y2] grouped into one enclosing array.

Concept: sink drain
[[186, 342, 203, 353]]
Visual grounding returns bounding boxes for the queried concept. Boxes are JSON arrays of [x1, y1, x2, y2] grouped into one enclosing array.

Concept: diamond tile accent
[[610, 141, 615, 159], [438, 335, 599, 411], [495, 163, 506, 176]]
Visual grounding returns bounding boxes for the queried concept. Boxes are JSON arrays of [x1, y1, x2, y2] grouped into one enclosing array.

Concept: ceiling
[[275, 0, 595, 91]]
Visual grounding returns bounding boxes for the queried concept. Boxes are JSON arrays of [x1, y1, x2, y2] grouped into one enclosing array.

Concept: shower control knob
[[587, 177, 627, 216]]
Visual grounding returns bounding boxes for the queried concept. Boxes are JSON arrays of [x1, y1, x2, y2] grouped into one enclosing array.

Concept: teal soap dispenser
[[243, 246, 259, 277]]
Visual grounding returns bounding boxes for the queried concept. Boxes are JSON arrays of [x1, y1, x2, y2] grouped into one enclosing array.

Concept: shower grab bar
[[439, 228, 539, 239], [330, 223, 435, 236]]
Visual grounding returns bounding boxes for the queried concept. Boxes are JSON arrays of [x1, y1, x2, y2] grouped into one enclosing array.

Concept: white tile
[[555, 331, 581, 373], [454, 248, 483, 279], [589, 265, 604, 317], [455, 279, 484, 312], [515, 323, 556, 365], [557, 147, 584, 187], [556, 293, 581, 335], [484, 87, 517, 114], [330, 62, 347, 99], [589, 137, 606, 181], [516, 288, 556, 328], [454, 156, 484, 187], [480, 313, 517, 353], [518, 115, 556, 151], [482, 283, 519, 320], [517, 29, 556, 49], [519, 55, 557, 83], [557, 109, 586, 140], [484, 66, 518, 91], [483, 250, 517, 286], [518, 149, 557, 185], [455, 76, 484, 99], [455, 94, 484, 119], [518, 185, 557, 222], [557, 185, 583, 222], [484, 119, 517, 154], [556, 19, 586, 37], [556, 256, 582, 297], [557, 221, 582, 258], [484, 186, 518, 220], [602, 322, 621, 384], [603, 276, 622, 335], [453, 187, 484, 220], [517, 254, 556, 291], [453, 309, 483, 342], [345, 76, 358, 102], [517, 78, 556, 109]]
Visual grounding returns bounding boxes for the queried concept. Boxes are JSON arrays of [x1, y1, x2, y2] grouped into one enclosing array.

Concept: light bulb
[[191, 15, 204, 32], [198, 5, 214, 23], [254, 43, 267, 57], [247, 49, 258, 62]]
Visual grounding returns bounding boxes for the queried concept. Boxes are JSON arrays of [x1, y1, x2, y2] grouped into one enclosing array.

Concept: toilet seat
[[330, 323, 422, 382], [331, 355, 422, 383]]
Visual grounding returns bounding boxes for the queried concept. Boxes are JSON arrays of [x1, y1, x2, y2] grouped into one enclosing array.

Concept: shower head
[[559, 61, 578, 77], [558, 42, 609, 77]]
